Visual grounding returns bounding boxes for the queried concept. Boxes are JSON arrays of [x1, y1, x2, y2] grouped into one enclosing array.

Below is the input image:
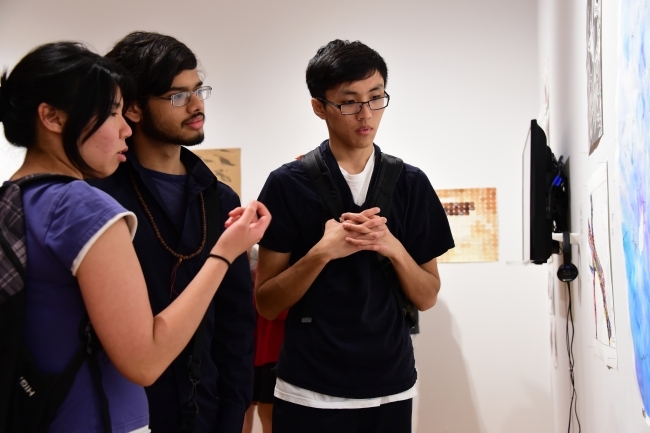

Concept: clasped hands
[[322, 207, 400, 260]]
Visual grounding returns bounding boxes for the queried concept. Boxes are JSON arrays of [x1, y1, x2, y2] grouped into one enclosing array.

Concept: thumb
[[324, 218, 339, 228]]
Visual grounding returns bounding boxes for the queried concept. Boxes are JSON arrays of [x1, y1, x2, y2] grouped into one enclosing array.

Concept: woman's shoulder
[[22, 178, 118, 206], [25, 179, 137, 241], [52, 179, 130, 215]]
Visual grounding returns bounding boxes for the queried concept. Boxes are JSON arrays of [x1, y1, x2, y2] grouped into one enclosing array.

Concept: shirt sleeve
[[402, 168, 455, 265], [45, 181, 137, 276], [257, 167, 300, 253]]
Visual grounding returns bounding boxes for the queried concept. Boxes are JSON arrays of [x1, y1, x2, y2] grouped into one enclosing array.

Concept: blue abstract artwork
[[617, 0, 650, 415]]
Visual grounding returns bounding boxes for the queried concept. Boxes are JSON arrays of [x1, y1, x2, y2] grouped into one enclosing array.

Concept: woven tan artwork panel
[[191, 148, 242, 197], [438, 187, 498, 263]]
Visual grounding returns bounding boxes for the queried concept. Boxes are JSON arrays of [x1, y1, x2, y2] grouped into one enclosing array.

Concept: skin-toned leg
[[242, 404, 255, 433], [258, 403, 273, 433]]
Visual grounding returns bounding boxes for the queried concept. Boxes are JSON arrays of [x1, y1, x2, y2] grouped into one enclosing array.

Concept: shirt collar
[[125, 146, 217, 193]]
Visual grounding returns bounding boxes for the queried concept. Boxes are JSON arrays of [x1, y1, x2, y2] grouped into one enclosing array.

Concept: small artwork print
[[588, 164, 617, 368], [191, 148, 242, 197], [438, 188, 498, 263], [587, 0, 604, 152]]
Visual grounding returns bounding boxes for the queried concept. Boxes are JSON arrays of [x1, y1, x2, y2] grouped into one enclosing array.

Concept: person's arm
[[341, 211, 440, 311], [252, 209, 388, 320], [76, 200, 270, 386]]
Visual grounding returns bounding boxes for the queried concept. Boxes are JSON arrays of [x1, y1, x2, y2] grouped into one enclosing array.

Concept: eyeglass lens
[[340, 97, 389, 114], [171, 87, 212, 106]]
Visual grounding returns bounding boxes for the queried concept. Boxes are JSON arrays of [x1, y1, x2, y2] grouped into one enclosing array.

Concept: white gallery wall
[[539, 0, 650, 432], [539, 0, 650, 433], [0, 1, 553, 432]]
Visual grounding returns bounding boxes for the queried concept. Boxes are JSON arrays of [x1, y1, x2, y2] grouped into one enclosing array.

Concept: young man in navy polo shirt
[[255, 39, 454, 432]]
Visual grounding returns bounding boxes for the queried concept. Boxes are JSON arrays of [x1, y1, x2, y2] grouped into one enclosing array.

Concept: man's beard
[[140, 107, 205, 147]]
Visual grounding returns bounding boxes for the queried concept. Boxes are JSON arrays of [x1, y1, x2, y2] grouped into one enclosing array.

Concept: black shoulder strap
[[7, 318, 106, 432], [366, 153, 403, 217], [299, 148, 343, 324], [180, 181, 219, 433], [380, 259, 419, 334], [82, 321, 112, 433], [301, 148, 344, 221], [371, 156, 419, 334]]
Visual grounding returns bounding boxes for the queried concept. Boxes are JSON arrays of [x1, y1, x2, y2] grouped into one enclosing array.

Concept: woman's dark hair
[[0, 41, 135, 175], [105, 31, 198, 108], [306, 40, 388, 99]]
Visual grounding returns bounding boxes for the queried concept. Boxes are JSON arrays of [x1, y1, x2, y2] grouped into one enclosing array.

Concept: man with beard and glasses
[[89, 32, 255, 433]]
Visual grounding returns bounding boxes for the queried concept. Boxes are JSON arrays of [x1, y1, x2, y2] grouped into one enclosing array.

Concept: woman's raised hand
[[214, 200, 271, 262]]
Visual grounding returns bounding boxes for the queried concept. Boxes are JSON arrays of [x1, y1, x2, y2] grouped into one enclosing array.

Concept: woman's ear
[[124, 102, 142, 123], [37, 103, 67, 133], [311, 98, 327, 120]]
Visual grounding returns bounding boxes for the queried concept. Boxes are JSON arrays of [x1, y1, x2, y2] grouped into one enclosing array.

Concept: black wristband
[[208, 254, 231, 268]]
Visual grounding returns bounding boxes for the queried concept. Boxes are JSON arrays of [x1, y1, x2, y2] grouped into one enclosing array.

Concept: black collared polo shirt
[[89, 148, 255, 433], [257, 140, 454, 399]]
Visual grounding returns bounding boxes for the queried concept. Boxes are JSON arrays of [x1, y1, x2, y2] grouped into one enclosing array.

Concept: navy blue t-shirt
[[257, 141, 454, 399], [142, 168, 188, 232]]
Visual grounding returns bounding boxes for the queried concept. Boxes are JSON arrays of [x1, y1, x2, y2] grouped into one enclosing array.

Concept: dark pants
[[272, 397, 412, 433]]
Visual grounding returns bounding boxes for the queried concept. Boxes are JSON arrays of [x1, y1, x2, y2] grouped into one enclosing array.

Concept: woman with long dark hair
[[0, 42, 270, 432]]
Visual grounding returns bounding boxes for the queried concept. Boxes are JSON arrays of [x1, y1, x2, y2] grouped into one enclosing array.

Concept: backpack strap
[[82, 321, 113, 433], [299, 148, 345, 324], [365, 155, 419, 333], [366, 153, 403, 218], [179, 181, 218, 433], [9, 318, 104, 432], [0, 174, 77, 292], [0, 184, 27, 285], [300, 148, 344, 222], [380, 260, 419, 334]]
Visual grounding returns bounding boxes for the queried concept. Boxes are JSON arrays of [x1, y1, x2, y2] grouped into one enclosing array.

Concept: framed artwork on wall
[[192, 148, 242, 197], [437, 188, 498, 263], [587, 163, 617, 368], [617, 0, 650, 423], [587, 0, 604, 154]]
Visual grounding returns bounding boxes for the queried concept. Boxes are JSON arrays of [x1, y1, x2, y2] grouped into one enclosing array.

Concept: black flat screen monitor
[[522, 119, 556, 264]]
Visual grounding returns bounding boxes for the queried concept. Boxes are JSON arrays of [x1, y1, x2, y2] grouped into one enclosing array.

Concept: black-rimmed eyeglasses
[[317, 93, 390, 115], [151, 86, 212, 107]]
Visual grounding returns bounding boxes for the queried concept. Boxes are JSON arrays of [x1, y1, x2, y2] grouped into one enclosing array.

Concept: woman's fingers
[[235, 201, 271, 235], [228, 206, 245, 216], [225, 206, 246, 228], [224, 214, 242, 228]]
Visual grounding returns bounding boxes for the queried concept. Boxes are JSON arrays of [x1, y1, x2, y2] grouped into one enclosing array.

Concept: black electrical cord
[[565, 280, 581, 433]]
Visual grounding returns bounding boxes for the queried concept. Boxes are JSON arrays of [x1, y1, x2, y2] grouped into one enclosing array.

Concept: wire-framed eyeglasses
[[152, 86, 212, 107], [317, 93, 390, 115]]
